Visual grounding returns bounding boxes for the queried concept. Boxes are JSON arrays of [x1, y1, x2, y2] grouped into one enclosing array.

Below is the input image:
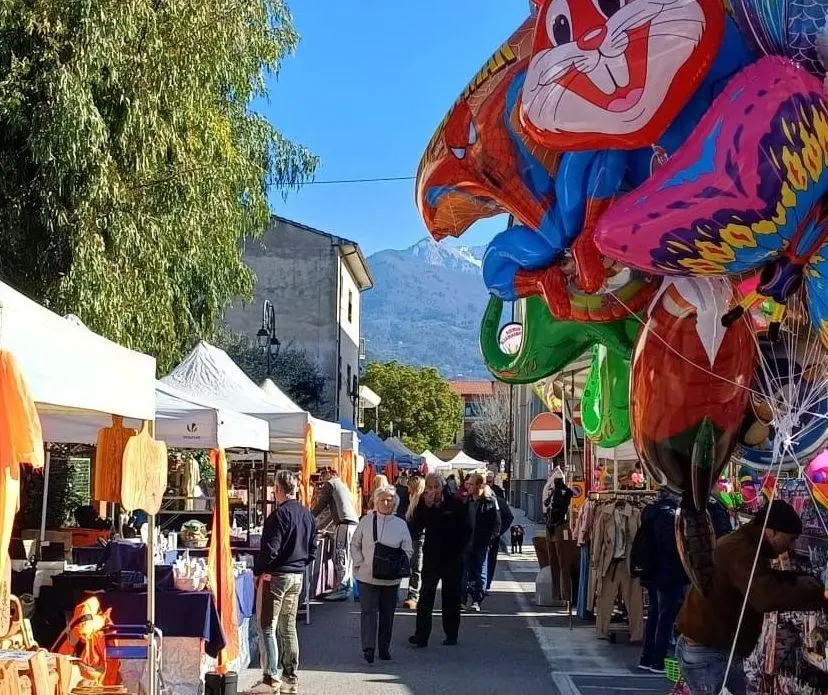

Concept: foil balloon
[[595, 57, 828, 345], [806, 450, 828, 509], [632, 278, 755, 593], [520, 0, 726, 151], [415, 17, 657, 322], [415, 17, 558, 240], [581, 344, 632, 448], [733, 340, 828, 471], [729, 0, 828, 78], [479, 294, 639, 383], [480, 16, 750, 321]]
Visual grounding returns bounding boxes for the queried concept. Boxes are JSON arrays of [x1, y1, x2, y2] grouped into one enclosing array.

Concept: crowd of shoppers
[[252, 466, 512, 691]]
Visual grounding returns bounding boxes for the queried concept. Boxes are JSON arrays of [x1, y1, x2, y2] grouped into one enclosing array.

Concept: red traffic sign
[[529, 412, 564, 459]]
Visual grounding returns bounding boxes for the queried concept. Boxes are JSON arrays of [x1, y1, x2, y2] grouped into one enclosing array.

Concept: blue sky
[[259, 1, 528, 257]]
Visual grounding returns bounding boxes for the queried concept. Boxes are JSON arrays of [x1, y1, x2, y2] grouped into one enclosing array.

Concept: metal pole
[[507, 384, 514, 502], [38, 448, 51, 561], [146, 421, 157, 695]]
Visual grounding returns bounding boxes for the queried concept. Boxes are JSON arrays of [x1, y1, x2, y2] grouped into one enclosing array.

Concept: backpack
[[630, 518, 658, 580]]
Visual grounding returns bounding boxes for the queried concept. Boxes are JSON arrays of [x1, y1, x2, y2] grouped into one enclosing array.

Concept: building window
[[347, 364, 352, 394], [347, 290, 353, 324]]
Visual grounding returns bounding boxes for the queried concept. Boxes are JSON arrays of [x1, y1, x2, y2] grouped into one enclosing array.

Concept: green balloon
[[581, 344, 632, 448], [480, 295, 639, 385]]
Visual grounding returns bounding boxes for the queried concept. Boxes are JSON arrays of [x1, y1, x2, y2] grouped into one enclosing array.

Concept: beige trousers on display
[[594, 559, 644, 641]]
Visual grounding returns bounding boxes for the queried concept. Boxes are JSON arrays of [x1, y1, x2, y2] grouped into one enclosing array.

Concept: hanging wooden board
[[121, 422, 167, 514], [94, 416, 137, 503]]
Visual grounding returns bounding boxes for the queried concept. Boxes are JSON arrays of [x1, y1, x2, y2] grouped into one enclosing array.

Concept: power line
[[300, 175, 416, 185]]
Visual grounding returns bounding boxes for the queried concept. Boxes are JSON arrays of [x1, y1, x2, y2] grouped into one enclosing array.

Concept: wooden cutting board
[[120, 422, 167, 514]]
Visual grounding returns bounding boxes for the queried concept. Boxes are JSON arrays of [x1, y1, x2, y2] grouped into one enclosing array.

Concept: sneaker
[[280, 680, 299, 694], [403, 598, 417, 610], [470, 602, 481, 612], [647, 665, 666, 675], [249, 676, 280, 694]]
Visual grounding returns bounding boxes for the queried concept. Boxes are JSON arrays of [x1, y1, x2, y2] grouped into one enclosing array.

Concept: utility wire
[[300, 175, 416, 185]]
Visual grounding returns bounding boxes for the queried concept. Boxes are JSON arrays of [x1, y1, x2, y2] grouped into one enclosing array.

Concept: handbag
[[371, 513, 410, 581]]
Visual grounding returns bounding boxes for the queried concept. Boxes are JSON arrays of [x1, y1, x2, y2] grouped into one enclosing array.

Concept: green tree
[[0, 0, 316, 372], [361, 361, 462, 454], [218, 332, 327, 416]]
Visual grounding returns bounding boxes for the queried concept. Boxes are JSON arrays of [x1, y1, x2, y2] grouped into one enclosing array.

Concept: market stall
[[420, 450, 451, 474], [446, 451, 488, 472]]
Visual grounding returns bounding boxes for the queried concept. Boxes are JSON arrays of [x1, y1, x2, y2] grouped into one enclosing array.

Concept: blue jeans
[[256, 573, 303, 681], [463, 547, 488, 605], [675, 636, 746, 695], [641, 583, 685, 669]]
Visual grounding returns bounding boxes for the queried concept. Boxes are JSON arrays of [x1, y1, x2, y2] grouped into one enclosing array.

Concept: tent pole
[[261, 452, 268, 523], [147, 420, 157, 695], [38, 447, 50, 561]]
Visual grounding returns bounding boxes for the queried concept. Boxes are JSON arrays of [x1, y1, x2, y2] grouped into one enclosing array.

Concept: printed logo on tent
[[186, 423, 198, 433]]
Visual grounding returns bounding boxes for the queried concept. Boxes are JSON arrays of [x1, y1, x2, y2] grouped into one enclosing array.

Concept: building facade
[[446, 380, 495, 452], [224, 216, 373, 422]]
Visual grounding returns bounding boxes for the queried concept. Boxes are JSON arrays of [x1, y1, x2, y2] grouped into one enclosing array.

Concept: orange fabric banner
[[299, 425, 316, 509], [340, 451, 358, 508], [0, 350, 43, 636], [207, 449, 239, 671]]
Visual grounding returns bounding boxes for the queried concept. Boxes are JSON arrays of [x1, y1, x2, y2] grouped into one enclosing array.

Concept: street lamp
[[257, 300, 280, 376], [348, 374, 360, 426]]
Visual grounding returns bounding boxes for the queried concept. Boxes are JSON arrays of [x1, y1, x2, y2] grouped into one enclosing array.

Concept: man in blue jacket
[[254, 471, 317, 694], [637, 489, 731, 674]]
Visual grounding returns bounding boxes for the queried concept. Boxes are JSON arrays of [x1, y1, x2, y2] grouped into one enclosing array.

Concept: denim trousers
[[257, 572, 304, 682], [675, 636, 746, 695], [641, 583, 685, 668], [407, 534, 424, 601], [463, 546, 488, 604]]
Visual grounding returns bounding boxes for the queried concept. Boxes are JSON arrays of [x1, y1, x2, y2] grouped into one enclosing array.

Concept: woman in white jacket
[[351, 485, 413, 663]]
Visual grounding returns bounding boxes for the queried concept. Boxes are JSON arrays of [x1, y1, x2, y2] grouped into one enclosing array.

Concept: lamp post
[[256, 300, 280, 377], [348, 374, 360, 427]]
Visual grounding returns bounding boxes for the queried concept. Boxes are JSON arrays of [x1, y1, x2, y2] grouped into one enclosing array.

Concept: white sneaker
[[471, 602, 481, 612]]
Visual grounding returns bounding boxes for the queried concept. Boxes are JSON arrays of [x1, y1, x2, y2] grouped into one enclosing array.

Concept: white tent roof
[[0, 281, 156, 441], [39, 381, 270, 450], [447, 451, 489, 471], [421, 450, 451, 473], [163, 341, 341, 449], [596, 441, 638, 460]]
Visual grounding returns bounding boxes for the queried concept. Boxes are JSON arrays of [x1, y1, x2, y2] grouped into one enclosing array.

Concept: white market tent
[[447, 451, 489, 471], [421, 450, 451, 473], [0, 281, 157, 430], [163, 341, 342, 450]]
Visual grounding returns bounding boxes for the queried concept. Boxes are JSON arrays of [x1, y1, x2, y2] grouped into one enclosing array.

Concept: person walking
[[408, 474, 470, 647], [676, 500, 826, 694], [395, 473, 411, 520], [351, 485, 413, 664], [486, 472, 505, 500], [403, 475, 426, 609], [463, 473, 501, 611], [311, 467, 359, 600], [486, 486, 513, 593], [253, 471, 317, 694]]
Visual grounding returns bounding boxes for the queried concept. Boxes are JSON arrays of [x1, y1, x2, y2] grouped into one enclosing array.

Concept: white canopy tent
[[0, 282, 157, 429], [447, 451, 489, 471], [163, 341, 342, 450], [38, 381, 270, 451], [420, 450, 451, 473], [596, 441, 638, 460]]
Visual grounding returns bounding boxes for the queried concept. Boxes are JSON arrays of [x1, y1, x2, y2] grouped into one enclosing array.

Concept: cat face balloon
[[521, 0, 725, 150]]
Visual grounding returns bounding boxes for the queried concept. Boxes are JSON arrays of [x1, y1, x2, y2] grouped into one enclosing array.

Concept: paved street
[[240, 512, 671, 695]]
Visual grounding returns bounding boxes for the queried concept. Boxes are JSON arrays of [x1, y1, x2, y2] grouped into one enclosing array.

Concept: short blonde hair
[[372, 484, 399, 514]]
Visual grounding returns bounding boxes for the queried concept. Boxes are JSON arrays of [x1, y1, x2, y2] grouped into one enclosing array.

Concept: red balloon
[[520, 0, 725, 151], [632, 280, 755, 508]]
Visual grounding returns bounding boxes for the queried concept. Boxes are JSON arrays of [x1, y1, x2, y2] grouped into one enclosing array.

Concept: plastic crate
[[665, 656, 682, 683]]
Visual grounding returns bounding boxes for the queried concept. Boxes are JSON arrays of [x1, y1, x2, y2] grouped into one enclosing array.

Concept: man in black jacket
[[254, 471, 317, 694], [463, 473, 501, 611], [408, 475, 471, 647]]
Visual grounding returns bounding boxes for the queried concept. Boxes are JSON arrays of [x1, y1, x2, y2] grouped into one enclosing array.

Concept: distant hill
[[362, 238, 492, 379]]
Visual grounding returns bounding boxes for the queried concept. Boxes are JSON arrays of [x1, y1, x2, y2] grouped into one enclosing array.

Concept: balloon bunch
[[415, 0, 828, 594]]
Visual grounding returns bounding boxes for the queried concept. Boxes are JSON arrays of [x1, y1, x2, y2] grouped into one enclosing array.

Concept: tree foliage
[[218, 332, 327, 416], [464, 388, 511, 469], [361, 361, 463, 454], [0, 0, 317, 371]]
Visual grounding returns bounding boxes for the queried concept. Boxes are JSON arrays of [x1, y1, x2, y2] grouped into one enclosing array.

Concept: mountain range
[[362, 238, 493, 379]]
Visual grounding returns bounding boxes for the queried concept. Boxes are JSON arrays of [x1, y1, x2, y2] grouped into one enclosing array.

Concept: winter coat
[[409, 488, 470, 566]]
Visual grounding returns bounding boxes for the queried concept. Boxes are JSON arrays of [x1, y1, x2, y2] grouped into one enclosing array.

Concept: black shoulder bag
[[372, 513, 410, 581]]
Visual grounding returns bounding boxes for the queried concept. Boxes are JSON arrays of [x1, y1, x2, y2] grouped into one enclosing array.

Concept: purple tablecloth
[[96, 589, 226, 658]]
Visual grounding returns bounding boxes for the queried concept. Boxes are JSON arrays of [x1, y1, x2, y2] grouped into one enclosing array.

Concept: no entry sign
[[529, 412, 564, 459]]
